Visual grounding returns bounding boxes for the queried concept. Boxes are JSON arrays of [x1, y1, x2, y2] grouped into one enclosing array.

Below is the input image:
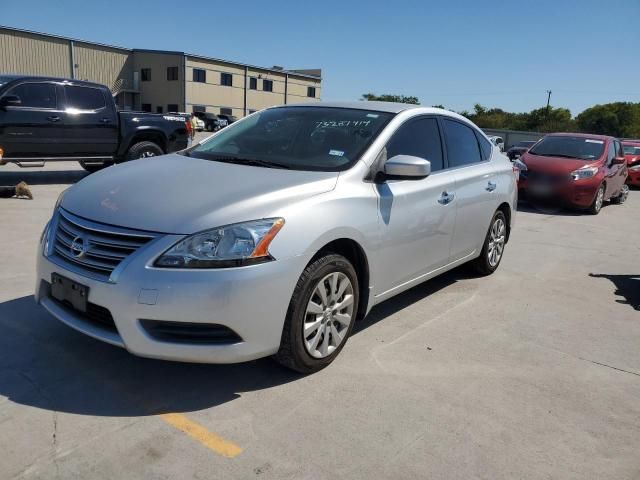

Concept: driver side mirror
[[612, 156, 625, 165], [0, 95, 22, 108], [384, 155, 431, 179]]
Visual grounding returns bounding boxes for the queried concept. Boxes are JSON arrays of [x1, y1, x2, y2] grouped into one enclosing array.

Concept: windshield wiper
[[203, 155, 291, 169], [530, 152, 579, 159]]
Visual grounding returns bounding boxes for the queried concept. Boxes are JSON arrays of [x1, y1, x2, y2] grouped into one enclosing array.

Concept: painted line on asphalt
[[159, 413, 242, 458]]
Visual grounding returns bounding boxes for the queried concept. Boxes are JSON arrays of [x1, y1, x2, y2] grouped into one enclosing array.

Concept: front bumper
[[35, 225, 306, 364], [518, 177, 600, 209]]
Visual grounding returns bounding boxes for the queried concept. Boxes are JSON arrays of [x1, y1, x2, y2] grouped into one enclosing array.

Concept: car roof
[[282, 101, 424, 114], [0, 74, 106, 89], [545, 132, 614, 141]]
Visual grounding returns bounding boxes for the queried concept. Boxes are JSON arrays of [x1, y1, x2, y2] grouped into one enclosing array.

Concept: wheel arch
[[309, 238, 371, 321], [123, 129, 167, 155], [497, 202, 512, 243]]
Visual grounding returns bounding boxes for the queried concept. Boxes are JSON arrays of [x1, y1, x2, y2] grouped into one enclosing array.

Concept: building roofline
[[1, 25, 322, 81], [0, 25, 132, 52], [184, 53, 321, 80]]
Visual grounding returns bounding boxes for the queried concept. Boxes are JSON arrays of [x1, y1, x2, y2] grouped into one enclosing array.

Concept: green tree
[[361, 93, 420, 104], [576, 102, 640, 137]]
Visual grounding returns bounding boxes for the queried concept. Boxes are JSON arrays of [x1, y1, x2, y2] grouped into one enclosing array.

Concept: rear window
[[529, 136, 605, 160], [64, 85, 106, 110]]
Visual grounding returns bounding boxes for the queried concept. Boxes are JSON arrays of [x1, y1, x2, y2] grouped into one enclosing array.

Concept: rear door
[[61, 84, 118, 156], [442, 118, 498, 261], [0, 81, 65, 158], [374, 116, 457, 295]]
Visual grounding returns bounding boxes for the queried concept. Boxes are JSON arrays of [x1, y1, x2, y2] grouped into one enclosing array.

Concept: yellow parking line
[[159, 413, 242, 458]]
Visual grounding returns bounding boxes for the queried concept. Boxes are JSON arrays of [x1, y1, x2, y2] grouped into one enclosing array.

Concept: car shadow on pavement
[[0, 267, 470, 418], [516, 201, 586, 217], [0, 169, 88, 186], [589, 273, 640, 311]]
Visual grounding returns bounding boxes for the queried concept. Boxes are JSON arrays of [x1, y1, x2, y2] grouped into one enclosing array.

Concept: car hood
[[624, 154, 639, 165], [521, 153, 599, 174], [61, 154, 339, 234]]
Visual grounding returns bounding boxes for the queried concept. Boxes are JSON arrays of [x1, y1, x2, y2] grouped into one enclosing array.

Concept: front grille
[[140, 320, 243, 345], [521, 170, 568, 184], [51, 209, 156, 281]]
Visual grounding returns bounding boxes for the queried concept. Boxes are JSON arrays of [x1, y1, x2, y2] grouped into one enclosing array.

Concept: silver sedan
[[36, 102, 517, 373]]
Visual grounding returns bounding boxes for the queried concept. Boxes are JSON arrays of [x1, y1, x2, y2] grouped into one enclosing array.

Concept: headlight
[[570, 166, 598, 181], [155, 218, 285, 268], [629, 163, 640, 171], [54, 188, 68, 211]]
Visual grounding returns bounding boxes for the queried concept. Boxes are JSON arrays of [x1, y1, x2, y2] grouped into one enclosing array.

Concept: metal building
[[0, 25, 322, 117]]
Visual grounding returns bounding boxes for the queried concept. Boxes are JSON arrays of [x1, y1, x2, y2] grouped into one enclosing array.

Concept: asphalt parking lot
[[1, 154, 639, 479]]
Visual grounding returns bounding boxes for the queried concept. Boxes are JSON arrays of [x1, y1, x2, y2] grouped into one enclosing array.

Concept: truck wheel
[[79, 161, 107, 173], [126, 141, 163, 161]]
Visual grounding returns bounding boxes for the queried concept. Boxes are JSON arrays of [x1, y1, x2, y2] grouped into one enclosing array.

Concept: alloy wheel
[[303, 272, 354, 359], [140, 151, 156, 158], [595, 186, 604, 212], [487, 217, 506, 268]]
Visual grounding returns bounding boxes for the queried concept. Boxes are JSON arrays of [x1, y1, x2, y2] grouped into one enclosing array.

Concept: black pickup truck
[[0, 75, 190, 172]]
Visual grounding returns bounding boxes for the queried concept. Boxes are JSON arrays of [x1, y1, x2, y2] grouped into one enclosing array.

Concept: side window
[[6, 82, 57, 109], [606, 142, 616, 165], [64, 86, 106, 110], [615, 141, 623, 157], [386, 117, 444, 172], [475, 130, 492, 160], [442, 119, 482, 167]]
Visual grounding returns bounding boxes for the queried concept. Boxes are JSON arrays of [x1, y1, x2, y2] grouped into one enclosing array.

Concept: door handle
[[438, 191, 455, 205], [46, 115, 61, 122], [100, 117, 111, 123], [486, 181, 497, 192]]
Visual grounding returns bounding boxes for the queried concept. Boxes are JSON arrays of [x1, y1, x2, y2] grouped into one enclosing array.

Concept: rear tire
[[588, 184, 605, 214], [126, 141, 163, 161], [275, 254, 359, 374], [611, 184, 629, 205], [472, 210, 507, 276]]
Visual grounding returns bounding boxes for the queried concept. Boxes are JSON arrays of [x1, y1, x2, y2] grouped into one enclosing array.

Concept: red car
[[518, 133, 629, 214], [622, 141, 640, 187]]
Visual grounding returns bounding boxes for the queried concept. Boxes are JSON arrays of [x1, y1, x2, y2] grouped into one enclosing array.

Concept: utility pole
[[546, 90, 552, 110], [545, 90, 552, 131]]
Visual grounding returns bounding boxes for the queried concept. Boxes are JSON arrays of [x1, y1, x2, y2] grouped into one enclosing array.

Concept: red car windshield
[[623, 144, 640, 155], [528, 136, 605, 160]]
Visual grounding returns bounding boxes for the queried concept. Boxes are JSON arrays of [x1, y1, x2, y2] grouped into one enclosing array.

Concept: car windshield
[[528, 136, 605, 160], [184, 106, 394, 171], [623, 145, 640, 155]]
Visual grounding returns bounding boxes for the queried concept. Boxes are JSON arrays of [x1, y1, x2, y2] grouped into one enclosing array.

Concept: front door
[[374, 116, 457, 296], [0, 81, 66, 158]]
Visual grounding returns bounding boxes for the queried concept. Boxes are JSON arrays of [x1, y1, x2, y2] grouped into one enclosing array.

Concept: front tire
[[78, 161, 107, 173], [472, 210, 507, 276], [126, 141, 164, 161], [588, 184, 605, 215], [275, 254, 359, 373]]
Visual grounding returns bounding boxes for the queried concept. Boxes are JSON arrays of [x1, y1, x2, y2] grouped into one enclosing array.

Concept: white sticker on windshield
[[585, 139, 604, 144], [329, 150, 345, 157], [366, 113, 379, 118]]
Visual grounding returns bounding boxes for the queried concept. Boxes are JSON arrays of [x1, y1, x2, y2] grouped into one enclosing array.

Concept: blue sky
[[3, 0, 639, 115]]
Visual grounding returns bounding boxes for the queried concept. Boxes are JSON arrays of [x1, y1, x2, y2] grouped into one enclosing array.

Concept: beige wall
[[186, 57, 321, 117], [74, 43, 132, 91], [0, 29, 70, 77], [133, 51, 184, 112], [0, 28, 322, 117]]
